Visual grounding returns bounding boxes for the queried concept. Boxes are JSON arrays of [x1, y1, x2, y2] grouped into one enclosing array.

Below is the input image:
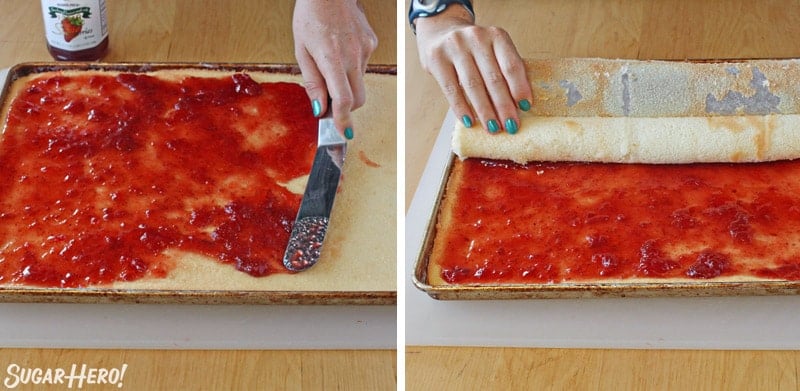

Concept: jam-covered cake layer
[[435, 159, 800, 284], [0, 72, 316, 287]]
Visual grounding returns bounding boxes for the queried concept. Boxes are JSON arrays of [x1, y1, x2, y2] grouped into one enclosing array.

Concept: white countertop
[[0, 303, 395, 349]]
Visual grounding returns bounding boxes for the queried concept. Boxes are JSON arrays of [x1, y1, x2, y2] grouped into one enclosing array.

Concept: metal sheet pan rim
[[4, 61, 396, 78], [0, 287, 396, 305], [0, 62, 397, 305]]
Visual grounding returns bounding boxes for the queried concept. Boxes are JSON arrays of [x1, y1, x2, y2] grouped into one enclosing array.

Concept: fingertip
[[295, 49, 329, 117], [487, 119, 500, 133], [312, 99, 323, 117], [518, 98, 531, 112], [461, 114, 473, 128], [330, 96, 355, 137], [333, 112, 353, 139], [505, 118, 519, 134], [305, 88, 328, 117]]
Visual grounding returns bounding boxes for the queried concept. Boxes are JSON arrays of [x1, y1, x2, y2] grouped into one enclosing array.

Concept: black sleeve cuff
[[408, 0, 475, 34]]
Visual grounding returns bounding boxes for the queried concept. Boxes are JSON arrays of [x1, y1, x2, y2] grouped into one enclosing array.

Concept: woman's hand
[[293, 0, 378, 139], [415, 5, 532, 134]]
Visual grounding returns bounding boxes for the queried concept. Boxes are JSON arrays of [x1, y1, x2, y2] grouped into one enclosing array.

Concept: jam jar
[[40, 0, 109, 61]]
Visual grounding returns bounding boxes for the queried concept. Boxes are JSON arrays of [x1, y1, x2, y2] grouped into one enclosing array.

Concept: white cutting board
[[0, 303, 395, 349], [0, 67, 395, 349], [406, 111, 800, 349]]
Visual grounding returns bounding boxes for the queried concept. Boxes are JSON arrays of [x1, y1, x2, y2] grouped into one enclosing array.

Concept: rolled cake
[[453, 58, 800, 163]]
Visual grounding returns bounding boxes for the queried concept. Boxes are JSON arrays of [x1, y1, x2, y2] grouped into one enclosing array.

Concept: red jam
[[0, 72, 317, 287], [438, 159, 800, 284]]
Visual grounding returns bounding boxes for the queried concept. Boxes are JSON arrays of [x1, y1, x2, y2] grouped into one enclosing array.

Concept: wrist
[[414, 4, 474, 36]]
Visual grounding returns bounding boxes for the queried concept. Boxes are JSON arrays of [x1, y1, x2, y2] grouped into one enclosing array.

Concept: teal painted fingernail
[[487, 119, 500, 133], [505, 118, 518, 134], [344, 127, 354, 140], [312, 99, 322, 117], [461, 115, 473, 128], [518, 99, 531, 112]]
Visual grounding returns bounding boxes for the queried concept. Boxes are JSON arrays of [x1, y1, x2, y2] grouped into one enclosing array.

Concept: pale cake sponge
[[0, 68, 396, 293], [454, 114, 800, 164], [453, 58, 800, 163]]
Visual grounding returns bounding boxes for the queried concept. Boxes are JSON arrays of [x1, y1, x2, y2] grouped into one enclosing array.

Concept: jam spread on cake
[[437, 159, 800, 284], [0, 72, 316, 287]]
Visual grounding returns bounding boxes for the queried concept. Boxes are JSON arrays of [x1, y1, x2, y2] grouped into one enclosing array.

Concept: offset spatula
[[283, 108, 347, 271]]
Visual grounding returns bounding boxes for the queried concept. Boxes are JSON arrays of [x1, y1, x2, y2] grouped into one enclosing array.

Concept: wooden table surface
[[0, 1, 396, 390], [406, 0, 800, 390]]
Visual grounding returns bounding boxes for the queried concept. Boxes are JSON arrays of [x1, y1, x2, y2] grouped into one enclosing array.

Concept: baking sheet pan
[[404, 112, 800, 348], [0, 63, 396, 305], [412, 58, 800, 300]]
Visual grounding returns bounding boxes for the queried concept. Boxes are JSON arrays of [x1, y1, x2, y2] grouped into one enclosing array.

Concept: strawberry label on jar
[[41, 0, 108, 51]]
